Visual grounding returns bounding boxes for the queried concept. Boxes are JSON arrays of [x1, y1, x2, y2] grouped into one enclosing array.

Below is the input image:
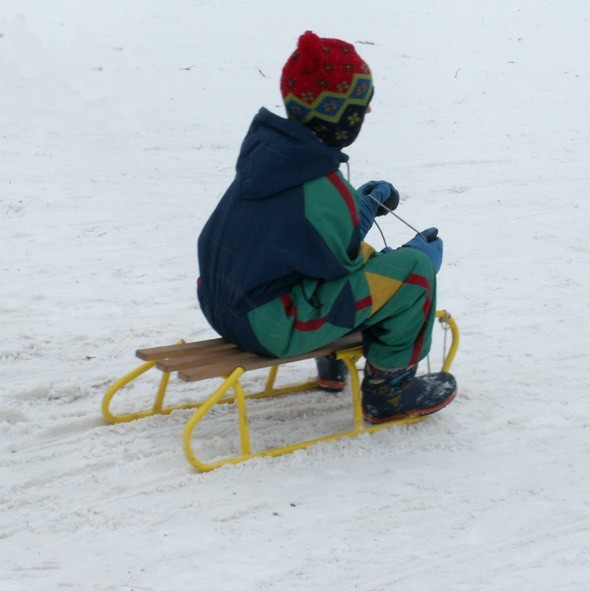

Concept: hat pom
[[296, 31, 323, 73]]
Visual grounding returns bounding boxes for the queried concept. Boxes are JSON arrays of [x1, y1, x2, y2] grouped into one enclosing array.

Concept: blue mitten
[[402, 228, 443, 273], [358, 180, 400, 215], [357, 180, 400, 239]]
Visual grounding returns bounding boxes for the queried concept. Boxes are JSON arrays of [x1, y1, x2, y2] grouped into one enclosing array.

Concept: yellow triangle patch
[[364, 272, 403, 315], [357, 241, 376, 263]]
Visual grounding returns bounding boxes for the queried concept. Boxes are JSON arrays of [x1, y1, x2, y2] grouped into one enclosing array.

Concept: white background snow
[[2, 1, 589, 589]]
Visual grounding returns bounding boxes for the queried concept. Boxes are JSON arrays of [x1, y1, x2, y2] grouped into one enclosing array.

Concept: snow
[[1, 0, 589, 589]]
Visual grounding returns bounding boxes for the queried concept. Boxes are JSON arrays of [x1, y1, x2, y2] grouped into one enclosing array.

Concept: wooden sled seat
[[102, 311, 459, 472], [136, 332, 363, 382]]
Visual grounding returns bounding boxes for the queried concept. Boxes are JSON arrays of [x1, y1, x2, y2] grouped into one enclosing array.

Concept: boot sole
[[363, 388, 457, 424], [318, 379, 346, 392]]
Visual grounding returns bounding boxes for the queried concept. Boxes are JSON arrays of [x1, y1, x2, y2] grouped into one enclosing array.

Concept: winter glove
[[357, 180, 400, 215], [402, 228, 443, 273], [357, 180, 400, 240]]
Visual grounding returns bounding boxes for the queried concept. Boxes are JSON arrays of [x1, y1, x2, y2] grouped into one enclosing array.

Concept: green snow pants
[[247, 247, 437, 370]]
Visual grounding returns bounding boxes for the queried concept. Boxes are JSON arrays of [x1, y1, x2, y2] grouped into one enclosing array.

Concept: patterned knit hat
[[281, 31, 373, 148]]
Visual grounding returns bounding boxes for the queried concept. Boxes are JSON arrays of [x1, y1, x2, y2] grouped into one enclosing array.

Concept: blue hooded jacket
[[197, 108, 369, 351]]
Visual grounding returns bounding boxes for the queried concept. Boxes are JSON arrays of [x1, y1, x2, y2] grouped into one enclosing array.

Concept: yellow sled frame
[[102, 311, 459, 472]]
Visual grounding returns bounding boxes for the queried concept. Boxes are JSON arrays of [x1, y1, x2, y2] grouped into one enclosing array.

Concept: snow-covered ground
[[2, 1, 589, 589]]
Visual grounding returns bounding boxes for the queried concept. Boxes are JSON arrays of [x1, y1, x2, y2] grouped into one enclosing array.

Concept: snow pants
[[247, 247, 437, 370]]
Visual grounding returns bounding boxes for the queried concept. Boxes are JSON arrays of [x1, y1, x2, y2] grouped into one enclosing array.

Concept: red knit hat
[[281, 31, 373, 148]]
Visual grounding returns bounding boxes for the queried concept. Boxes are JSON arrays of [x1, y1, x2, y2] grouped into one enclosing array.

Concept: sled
[[102, 310, 459, 472]]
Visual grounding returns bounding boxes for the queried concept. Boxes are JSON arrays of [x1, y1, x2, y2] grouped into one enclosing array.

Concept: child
[[197, 31, 456, 422]]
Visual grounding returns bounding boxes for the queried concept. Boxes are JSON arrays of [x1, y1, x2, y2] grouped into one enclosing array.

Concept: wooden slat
[[136, 332, 363, 382], [180, 355, 295, 382], [136, 337, 234, 361], [178, 333, 363, 382], [156, 345, 264, 373]]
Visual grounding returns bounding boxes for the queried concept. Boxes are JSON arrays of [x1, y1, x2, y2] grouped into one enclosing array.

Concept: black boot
[[361, 362, 457, 423], [315, 355, 349, 392]]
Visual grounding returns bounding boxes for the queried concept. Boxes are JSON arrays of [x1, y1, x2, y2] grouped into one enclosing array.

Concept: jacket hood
[[235, 107, 349, 199]]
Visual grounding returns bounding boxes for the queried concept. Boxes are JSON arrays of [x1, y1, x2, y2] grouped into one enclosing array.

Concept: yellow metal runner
[[102, 310, 459, 471]]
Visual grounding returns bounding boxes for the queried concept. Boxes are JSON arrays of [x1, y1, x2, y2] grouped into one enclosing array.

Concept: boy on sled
[[197, 31, 456, 423]]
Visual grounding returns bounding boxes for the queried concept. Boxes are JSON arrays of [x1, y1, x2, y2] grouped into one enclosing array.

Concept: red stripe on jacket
[[327, 172, 359, 226], [280, 292, 371, 332], [405, 273, 432, 365]]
